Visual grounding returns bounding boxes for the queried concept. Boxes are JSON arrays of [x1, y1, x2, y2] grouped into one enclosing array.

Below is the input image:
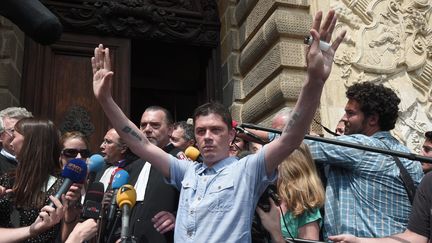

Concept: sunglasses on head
[[62, 148, 91, 158]]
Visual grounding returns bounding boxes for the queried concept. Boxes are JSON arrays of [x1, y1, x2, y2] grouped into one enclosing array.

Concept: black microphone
[[81, 182, 104, 220], [48, 159, 87, 207], [0, 0, 62, 45], [116, 185, 137, 242]]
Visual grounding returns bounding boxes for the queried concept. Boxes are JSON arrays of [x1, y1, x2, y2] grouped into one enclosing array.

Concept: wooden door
[[21, 33, 130, 152]]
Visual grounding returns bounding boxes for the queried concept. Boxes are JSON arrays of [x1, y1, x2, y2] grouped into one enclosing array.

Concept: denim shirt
[[167, 146, 276, 243]]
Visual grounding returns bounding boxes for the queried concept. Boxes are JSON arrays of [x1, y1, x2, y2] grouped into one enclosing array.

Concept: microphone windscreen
[[62, 159, 88, 183], [116, 185, 136, 208], [185, 146, 200, 161], [88, 154, 105, 173], [111, 170, 129, 190]]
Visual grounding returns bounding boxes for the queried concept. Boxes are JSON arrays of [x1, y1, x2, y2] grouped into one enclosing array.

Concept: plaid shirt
[[306, 131, 423, 240]]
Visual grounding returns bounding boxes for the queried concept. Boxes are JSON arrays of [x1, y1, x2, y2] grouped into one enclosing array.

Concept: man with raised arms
[[91, 10, 346, 242]]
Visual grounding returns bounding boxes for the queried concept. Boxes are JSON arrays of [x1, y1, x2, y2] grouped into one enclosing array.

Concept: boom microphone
[[0, 0, 63, 45], [48, 158, 87, 207], [116, 185, 137, 241], [81, 182, 104, 220]]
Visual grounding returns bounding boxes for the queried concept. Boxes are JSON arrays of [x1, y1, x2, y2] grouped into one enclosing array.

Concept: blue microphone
[[107, 170, 130, 225], [48, 158, 87, 207], [88, 154, 105, 184]]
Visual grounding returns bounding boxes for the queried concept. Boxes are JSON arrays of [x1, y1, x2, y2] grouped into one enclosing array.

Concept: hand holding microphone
[[48, 159, 87, 208]]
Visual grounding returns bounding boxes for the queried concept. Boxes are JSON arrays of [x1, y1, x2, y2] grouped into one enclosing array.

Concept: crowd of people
[[0, 9, 430, 243]]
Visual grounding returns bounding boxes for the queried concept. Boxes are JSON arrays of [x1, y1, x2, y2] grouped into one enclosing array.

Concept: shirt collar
[[196, 156, 237, 175]]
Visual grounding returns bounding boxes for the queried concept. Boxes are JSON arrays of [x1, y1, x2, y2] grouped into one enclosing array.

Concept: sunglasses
[[62, 148, 91, 158]]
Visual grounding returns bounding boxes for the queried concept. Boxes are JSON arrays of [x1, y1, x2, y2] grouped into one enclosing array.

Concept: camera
[[257, 184, 280, 212]]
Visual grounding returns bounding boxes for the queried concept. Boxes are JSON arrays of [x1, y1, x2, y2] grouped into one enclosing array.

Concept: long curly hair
[[277, 143, 325, 217], [13, 118, 62, 208], [346, 82, 400, 131]]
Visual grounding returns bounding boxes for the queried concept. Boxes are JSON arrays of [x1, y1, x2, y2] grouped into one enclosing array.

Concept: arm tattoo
[[284, 112, 300, 131], [122, 126, 142, 141]]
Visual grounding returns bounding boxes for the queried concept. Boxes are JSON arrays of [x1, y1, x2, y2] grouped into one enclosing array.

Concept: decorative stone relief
[[60, 105, 95, 137], [326, 0, 432, 151]]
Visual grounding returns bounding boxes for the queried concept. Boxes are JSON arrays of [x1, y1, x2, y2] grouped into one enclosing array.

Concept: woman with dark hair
[[60, 131, 90, 167], [0, 118, 66, 242]]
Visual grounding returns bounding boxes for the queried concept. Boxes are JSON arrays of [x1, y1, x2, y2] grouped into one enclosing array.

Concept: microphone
[[116, 185, 137, 241], [185, 146, 200, 161], [0, 0, 62, 45], [81, 182, 104, 220], [48, 159, 87, 207], [87, 154, 105, 185], [106, 170, 129, 225]]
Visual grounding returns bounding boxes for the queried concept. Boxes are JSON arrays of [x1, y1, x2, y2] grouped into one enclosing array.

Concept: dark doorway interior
[[130, 40, 213, 125]]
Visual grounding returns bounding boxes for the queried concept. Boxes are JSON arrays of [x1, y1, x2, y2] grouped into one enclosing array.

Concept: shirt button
[[190, 210, 194, 215], [218, 186, 221, 189], [198, 197, 201, 201]]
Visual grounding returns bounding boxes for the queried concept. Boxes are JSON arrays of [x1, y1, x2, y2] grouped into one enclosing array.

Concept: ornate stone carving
[[60, 105, 95, 137], [41, 0, 220, 46], [327, 0, 432, 150]]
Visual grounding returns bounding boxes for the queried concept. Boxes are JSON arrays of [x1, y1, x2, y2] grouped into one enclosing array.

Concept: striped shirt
[[305, 131, 423, 239]]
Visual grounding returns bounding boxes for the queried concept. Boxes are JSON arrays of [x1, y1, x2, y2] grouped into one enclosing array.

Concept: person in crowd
[[131, 105, 181, 242], [305, 82, 424, 239], [249, 142, 263, 153], [229, 136, 249, 158], [170, 121, 195, 151], [334, 119, 345, 135], [91, 9, 345, 242], [329, 169, 432, 243], [58, 131, 90, 241], [420, 131, 432, 173], [0, 118, 79, 242], [59, 131, 91, 167], [0, 107, 32, 174], [277, 143, 324, 240]]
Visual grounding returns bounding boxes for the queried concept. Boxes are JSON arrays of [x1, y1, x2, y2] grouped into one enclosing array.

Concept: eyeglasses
[[62, 148, 91, 158], [3, 128, 14, 137]]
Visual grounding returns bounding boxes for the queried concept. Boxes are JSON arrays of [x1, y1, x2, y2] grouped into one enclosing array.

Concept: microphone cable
[[313, 118, 340, 137]]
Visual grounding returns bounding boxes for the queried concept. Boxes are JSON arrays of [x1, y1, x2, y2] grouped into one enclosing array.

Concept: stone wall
[[221, 0, 432, 151], [0, 16, 24, 109]]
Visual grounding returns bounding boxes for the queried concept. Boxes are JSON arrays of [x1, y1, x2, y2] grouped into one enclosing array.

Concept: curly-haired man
[[305, 81, 423, 240]]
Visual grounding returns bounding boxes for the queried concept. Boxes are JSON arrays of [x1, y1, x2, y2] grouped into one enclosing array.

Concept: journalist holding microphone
[[0, 118, 82, 242]]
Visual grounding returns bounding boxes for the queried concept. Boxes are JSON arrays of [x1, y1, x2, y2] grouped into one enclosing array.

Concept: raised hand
[[91, 44, 114, 101], [307, 10, 346, 83]]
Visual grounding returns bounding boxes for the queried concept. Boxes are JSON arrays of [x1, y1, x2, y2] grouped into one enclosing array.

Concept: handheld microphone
[[48, 159, 87, 207], [185, 146, 200, 161], [0, 0, 63, 45], [81, 182, 104, 220], [87, 154, 105, 185], [107, 170, 129, 225], [304, 36, 331, 51], [116, 185, 137, 241]]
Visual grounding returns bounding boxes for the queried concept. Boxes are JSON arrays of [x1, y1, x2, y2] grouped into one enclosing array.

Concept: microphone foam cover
[[88, 154, 105, 173], [84, 182, 104, 203], [116, 184, 136, 208], [185, 146, 200, 161], [62, 159, 88, 183], [111, 170, 129, 190]]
